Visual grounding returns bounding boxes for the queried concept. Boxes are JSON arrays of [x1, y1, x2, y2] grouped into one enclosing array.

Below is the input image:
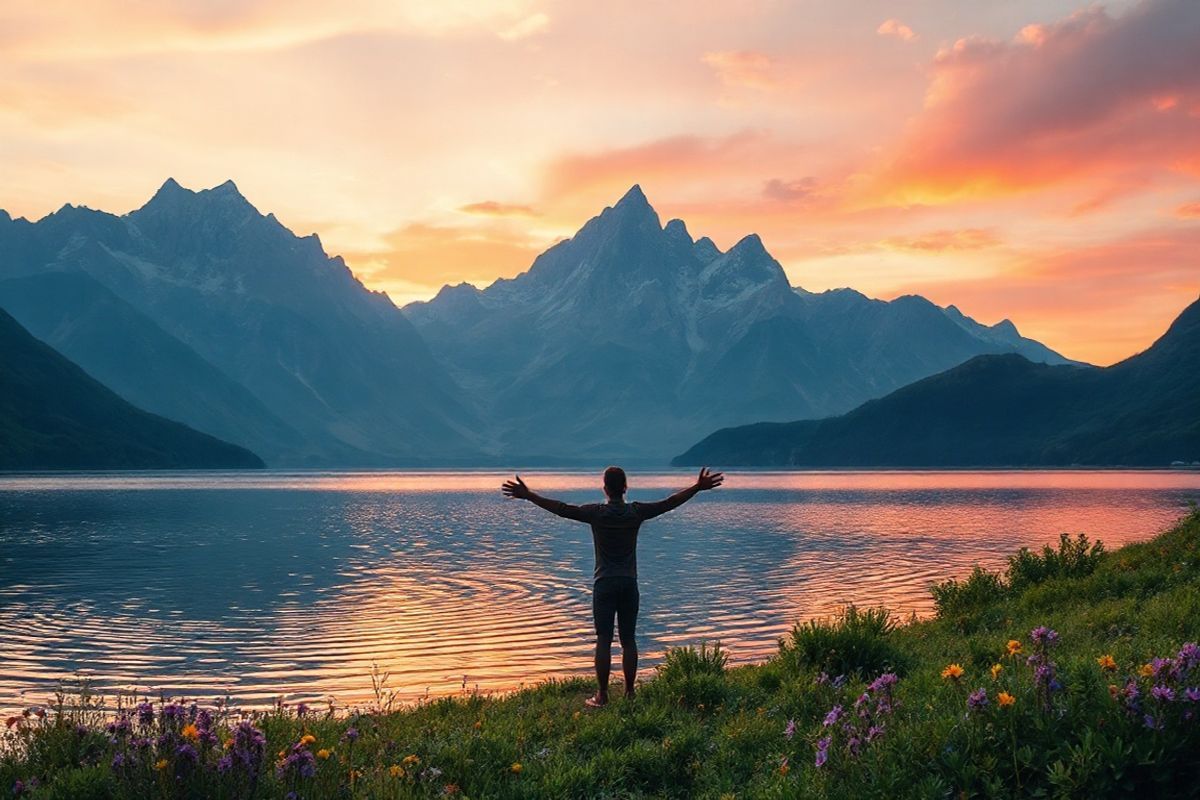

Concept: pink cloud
[[459, 200, 539, 217], [876, 19, 915, 41], [702, 49, 776, 89], [872, 0, 1200, 205]]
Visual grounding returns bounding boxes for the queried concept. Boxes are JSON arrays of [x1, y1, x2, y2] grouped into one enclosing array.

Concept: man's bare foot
[[584, 694, 607, 708]]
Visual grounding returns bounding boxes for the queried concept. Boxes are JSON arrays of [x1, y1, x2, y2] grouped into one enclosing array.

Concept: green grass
[[4, 507, 1200, 799]]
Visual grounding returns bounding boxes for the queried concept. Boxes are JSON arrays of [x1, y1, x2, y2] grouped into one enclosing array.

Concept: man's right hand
[[695, 467, 725, 492], [502, 474, 532, 500]]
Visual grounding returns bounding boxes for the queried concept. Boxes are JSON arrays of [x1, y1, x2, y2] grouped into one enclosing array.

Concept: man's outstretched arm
[[636, 467, 725, 520], [501, 474, 594, 522]]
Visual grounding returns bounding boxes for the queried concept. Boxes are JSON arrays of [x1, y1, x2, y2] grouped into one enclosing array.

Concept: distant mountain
[[0, 271, 302, 463], [405, 185, 1072, 460], [0, 180, 481, 466], [0, 308, 263, 470], [673, 296, 1200, 467]]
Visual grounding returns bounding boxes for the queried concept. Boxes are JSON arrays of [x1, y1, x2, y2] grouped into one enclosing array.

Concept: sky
[[1, 0, 1198, 365]]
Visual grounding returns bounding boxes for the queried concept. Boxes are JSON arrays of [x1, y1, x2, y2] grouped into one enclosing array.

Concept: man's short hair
[[603, 466, 627, 497]]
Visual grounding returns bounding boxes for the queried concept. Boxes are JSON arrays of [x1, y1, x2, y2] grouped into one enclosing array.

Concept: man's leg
[[591, 581, 616, 705], [616, 580, 640, 698]]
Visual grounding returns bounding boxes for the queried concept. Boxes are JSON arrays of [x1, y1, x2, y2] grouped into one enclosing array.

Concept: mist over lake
[[2, 469, 1196, 714]]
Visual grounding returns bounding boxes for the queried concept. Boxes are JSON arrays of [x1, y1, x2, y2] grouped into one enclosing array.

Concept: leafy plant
[[782, 605, 905, 678]]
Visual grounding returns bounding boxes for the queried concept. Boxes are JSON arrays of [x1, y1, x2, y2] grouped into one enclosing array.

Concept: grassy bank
[[4, 507, 1200, 799]]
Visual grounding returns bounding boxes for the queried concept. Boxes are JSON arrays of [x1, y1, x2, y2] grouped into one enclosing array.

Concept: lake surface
[[1, 470, 1197, 714]]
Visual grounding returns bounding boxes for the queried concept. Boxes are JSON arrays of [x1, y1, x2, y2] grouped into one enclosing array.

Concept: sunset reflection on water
[[0, 470, 1196, 712]]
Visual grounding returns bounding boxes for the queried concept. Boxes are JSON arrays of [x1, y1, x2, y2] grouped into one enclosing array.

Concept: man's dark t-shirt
[[546, 497, 688, 582]]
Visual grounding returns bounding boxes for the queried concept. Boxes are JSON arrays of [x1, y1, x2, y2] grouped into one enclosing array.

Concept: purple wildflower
[[866, 724, 885, 742], [176, 743, 199, 767], [814, 736, 830, 768], [1144, 714, 1162, 730], [12, 781, 25, 798], [784, 719, 796, 740], [136, 702, 154, 727], [868, 673, 898, 693], [343, 726, 360, 743], [217, 755, 233, 774], [1030, 626, 1059, 646], [967, 688, 989, 712], [814, 672, 829, 686], [1151, 685, 1176, 703], [822, 705, 843, 728], [1186, 688, 1200, 703], [831, 674, 847, 689], [296, 702, 310, 718], [111, 753, 127, 770]]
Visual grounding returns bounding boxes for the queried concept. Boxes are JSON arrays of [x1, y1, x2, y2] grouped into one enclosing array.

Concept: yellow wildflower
[[402, 754, 421, 767], [299, 733, 316, 747], [778, 759, 790, 776], [181, 723, 199, 742], [1097, 655, 1117, 672], [349, 768, 362, 784], [154, 758, 169, 771], [1005, 640, 1023, 656], [572, 711, 581, 720], [389, 765, 403, 778], [223, 738, 234, 750], [317, 748, 332, 760], [997, 692, 1015, 707], [941, 663, 964, 681], [990, 663, 1003, 680], [511, 762, 523, 774], [473, 720, 482, 730], [1139, 663, 1154, 677]]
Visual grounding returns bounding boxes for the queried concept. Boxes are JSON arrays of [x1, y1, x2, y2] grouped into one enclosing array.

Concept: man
[[501, 466, 725, 707]]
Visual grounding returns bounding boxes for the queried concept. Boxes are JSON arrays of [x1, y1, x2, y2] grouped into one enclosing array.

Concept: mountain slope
[[0, 271, 303, 463], [673, 296, 1200, 467], [405, 185, 1072, 461], [0, 180, 481, 466], [0, 308, 264, 470]]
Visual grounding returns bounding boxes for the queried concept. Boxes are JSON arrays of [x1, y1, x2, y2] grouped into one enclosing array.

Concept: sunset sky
[[2, 0, 1197, 365]]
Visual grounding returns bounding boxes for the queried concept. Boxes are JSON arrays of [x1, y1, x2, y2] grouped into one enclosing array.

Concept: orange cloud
[[883, 228, 1000, 252], [702, 50, 776, 90], [459, 200, 539, 217], [890, 225, 1200, 365], [876, 19, 915, 41], [870, 0, 1200, 207], [1176, 201, 1200, 219]]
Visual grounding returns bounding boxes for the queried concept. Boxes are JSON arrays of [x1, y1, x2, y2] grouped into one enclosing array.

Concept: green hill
[[674, 296, 1200, 467], [0, 307, 264, 470]]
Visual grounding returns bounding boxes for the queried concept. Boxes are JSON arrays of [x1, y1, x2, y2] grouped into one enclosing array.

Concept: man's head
[[603, 466, 627, 500]]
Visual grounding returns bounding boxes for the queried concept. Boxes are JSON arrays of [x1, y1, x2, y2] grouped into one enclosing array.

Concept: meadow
[[3, 506, 1199, 799]]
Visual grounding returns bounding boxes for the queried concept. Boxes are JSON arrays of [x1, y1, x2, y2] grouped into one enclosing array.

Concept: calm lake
[[1, 470, 1198, 713]]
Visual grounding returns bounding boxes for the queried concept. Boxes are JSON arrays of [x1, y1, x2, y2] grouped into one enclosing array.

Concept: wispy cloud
[[703, 50, 776, 90], [876, 19, 916, 41]]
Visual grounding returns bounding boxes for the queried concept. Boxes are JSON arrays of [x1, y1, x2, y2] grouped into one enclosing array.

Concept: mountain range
[[673, 296, 1200, 468], [404, 185, 1069, 460], [0, 307, 262, 470], [1, 180, 1080, 467]]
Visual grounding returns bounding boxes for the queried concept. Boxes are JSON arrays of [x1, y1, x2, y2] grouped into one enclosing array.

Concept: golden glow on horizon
[[1, 0, 1197, 365]]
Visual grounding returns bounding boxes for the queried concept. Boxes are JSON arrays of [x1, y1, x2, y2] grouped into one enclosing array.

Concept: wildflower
[[444, 784, 460, 796], [814, 736, 831, 768], [572, 711, 581, 720], [1097, 655, 1117, 672], [986, 663, 1002, 681], [317, 748, 332, 760], [155, 758, 169, 771], [1151, 685, 1176, 703], [1030, 627, 1059, 646], [348, 768, 362, 783], [342, 727, 359, 743], [1006, 640, 1023, 656], [181, 723, 199, 742], [784, 719, 796, 740], [402, 754, 421, 767], [161, 703, 184, 723], [511, 762, 523, 774], [1186, 688, 1200, 703], [299, 734, 316, 747], [868, 673, 898, 692], [111, 753, 127, 770], [866, 724, 885, 741], [822, 705, 843, 727], [997, 692, 1015, 707], [473, 720, 482, 730], [942, 664, 964, 681], [1140, 663, 1155, 677], [217, 755, 233, 774], [831, 674, 847, 689], [296, 702, 310, 717], [778, 757, 790, 776], [12, 781, 25, 798], [967, 688, 989, 712], [1144, 714, 1162, 730], [176, 743, 199, 768], [389, 765, 404, 778]]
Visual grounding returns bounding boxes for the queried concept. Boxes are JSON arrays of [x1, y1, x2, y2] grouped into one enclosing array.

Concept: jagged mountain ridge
[[405, 185, 1071, 460], [673, 296, 1200, 467], [0, 180, 481, 465]]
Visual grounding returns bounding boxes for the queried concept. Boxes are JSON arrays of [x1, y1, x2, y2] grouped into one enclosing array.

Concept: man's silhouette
[[501, 466, 724, 707]]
